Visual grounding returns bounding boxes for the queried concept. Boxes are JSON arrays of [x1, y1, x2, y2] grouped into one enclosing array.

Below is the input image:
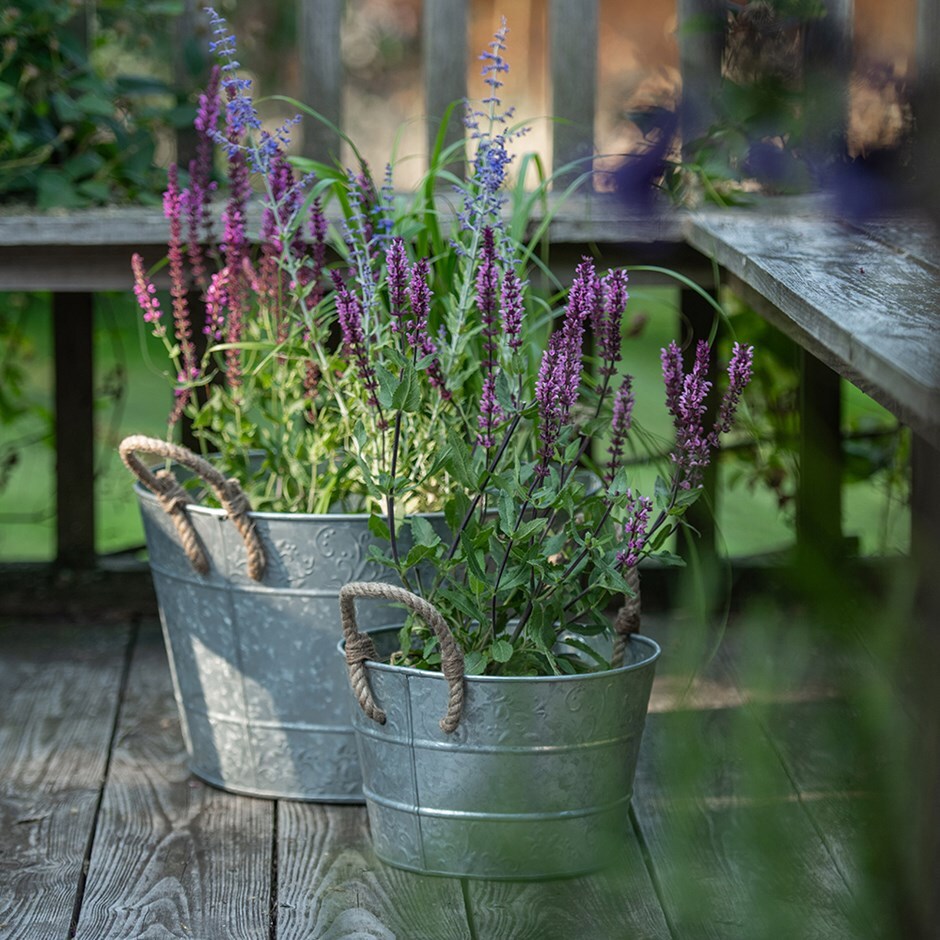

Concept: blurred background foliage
[[0, 0, 915, 563]]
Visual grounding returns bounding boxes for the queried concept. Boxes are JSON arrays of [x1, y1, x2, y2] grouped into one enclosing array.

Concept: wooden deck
[[1, 610, 895, 939]]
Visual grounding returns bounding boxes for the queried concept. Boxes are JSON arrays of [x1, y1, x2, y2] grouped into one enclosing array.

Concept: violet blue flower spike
[[406, 259, 451, 399], [386, 237, 409, 334], [131, 254, 164, 335]]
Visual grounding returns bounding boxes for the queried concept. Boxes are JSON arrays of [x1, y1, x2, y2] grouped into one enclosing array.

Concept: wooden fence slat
[[75, 621, 274, 940], [276, 803, 472, 940], [549, 0, 598, 184], [0, 622, 131, 937], [53, 292, 95, 569], [676, 0, 726, 152], [299, 0, 344, 164], [423, 0, 468, 172]]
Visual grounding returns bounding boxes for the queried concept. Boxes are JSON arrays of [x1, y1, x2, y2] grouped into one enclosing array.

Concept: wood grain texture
[[276, 802, 471, 940], [631, 620, 860, 939], [549, 0, 598, 181], [299, 0, 343, 163], [686, 207, 940, 446], [423, 0, 467, 167], [0, 622, 130, 939], [74, 621, 274, 940], [463, 835, 671, 940]]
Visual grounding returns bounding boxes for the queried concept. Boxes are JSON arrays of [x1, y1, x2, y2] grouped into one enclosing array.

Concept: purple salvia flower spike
[[131, 254, 164, 335], [598, 269, 629, 377], [711, 342, 755, 442], [386, 237, 409, 334], [606, 374, 635, 484], [661, 340, 684, 418], [500, 267, 524, 352]]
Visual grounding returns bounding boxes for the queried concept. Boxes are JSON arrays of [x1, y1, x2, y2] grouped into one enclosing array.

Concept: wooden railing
[[0, 0, 937, 577]]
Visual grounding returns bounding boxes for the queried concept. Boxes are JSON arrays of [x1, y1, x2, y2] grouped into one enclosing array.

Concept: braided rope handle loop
[[611, 565, 641, 668], [119, 435, 266, 582], [339, 581, 465, 734]]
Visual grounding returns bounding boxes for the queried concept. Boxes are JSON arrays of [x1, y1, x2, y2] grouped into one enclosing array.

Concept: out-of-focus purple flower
[[616, 491, 653, 569], [596, 269, 628, 377], [303, 360, 320, 424], [667, 340, 713, 489], [406, 258, 450, 399], [187, 64, 221, 288], [710, 342, 754, 442], [606, 374, 635, 483], [203, 267, 229, 341], [500, 267, 524, 352], [206, 7, 261, 145], [331, 271, 383, 422], [164, 164, 197, 425], [131, 254, 164, 335], [386, 237, 409, 334], [661, 340, 684, 417]]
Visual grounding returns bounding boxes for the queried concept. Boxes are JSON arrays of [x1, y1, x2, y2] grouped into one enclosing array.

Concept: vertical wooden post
[[548, 0, 597, 187], [423, 0, 467, 176], [299, 0, 344, 164], [796, 349, 842, 565], [909, 434, 940, 938], [676, 0, 726, 155], [173, 1, 210, 170], [53, 294, 96, 569]]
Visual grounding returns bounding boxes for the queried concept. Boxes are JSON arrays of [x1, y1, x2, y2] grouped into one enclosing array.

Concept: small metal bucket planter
[[338, 581, 661, 880], [120, 435, 420, 802]]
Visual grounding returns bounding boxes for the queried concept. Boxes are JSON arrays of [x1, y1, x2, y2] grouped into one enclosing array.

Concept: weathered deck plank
[[463, 837, 671, 940], [277, 803, 472, 940], [74, 621, 274, 940], [0, 621, 131, 939], [630, 622, 862, 939]]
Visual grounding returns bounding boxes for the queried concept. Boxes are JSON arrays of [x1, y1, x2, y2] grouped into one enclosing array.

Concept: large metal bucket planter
[[338, 582, 661, 880], [120, 436, 419, 802]]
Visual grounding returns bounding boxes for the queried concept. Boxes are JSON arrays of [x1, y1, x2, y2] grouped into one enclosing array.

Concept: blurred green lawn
[[0, 286, 910, 562]]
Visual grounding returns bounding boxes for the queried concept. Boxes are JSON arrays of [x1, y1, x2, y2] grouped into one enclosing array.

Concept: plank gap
[[628, 802, 680, 940], [67, 619, 141, 939]]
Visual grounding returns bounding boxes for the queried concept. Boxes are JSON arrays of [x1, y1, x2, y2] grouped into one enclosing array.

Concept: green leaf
[[368, 513, 390, 540], [392, 366, 421, 413], [653, 550, 687, 567], [410, 515, 441, 548], [444, 439, 477, 489], [374, 363, 398, 410], [654, 475, 671, 509], [463, 651, 488, 676], [498, 489, 515, 535], [490, 639, 514, 663]]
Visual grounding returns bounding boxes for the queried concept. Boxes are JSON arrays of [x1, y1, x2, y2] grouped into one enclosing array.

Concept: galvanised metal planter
[[338, 582, 661, 880], [120, 436, 420, 802]]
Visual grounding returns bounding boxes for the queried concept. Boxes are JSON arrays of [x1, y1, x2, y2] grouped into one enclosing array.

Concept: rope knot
[[344, 632, 378, 667], [220, 478, 251, 518]]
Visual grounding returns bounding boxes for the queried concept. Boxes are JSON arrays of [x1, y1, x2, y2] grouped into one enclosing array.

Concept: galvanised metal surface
[[348, 630, 661, 879], [136, 482, 416, 801]]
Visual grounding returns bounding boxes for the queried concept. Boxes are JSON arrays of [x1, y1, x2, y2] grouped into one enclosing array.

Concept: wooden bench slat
[[685, 206, 940, 447], [423, 0, 468, 170]]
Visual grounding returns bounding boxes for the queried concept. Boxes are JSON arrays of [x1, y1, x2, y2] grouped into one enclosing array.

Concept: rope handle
[[338, 581, 465, 734], [611, 564, 641, 668], [119, 434, 266, 582]]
